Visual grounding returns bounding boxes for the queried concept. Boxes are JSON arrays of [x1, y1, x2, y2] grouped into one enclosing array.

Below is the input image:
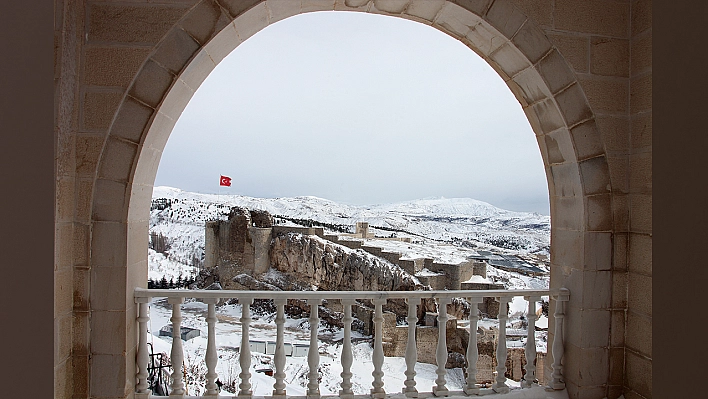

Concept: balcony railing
[[134, 288, 569, 398]]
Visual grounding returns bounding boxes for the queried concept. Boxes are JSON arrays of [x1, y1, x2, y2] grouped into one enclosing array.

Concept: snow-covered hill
[[149, 186, 550, 268]]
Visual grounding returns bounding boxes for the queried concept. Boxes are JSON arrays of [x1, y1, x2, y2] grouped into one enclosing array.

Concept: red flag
[[219, 175, 232, 187]]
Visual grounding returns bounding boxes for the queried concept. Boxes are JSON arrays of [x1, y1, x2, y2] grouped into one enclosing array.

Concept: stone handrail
[[134, 288, 569, 398]]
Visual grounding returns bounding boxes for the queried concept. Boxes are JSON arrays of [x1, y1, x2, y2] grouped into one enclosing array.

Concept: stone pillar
[[249, 227, 272, 274]]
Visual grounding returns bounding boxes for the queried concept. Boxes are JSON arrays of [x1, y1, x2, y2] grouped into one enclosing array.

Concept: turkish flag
[[219, 175, 232, 187]]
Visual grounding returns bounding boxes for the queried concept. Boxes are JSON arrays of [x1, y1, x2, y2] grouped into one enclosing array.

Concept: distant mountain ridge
[[149, 187, 550, 265]]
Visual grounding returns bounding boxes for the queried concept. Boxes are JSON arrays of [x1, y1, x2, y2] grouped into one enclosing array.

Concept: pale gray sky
[[155, 11, 550, 215]]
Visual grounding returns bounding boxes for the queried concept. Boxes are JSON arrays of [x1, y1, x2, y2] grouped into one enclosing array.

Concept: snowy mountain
[[149, 186, 550, 269]]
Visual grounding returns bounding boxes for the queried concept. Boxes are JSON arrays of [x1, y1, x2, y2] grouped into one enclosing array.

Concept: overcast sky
[[154, 11, 550, 215]]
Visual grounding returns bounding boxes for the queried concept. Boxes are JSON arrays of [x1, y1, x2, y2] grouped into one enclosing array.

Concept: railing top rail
[[134, 287, 563, 301]]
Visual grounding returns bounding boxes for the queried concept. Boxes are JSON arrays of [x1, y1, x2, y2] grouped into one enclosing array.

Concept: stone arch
[[88, 1, 614, 397]]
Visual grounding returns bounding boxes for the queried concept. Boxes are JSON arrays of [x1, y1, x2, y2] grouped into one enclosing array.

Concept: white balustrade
[[134, 288, 568, 399], [273, 298, 287, 397], [402, 298, 418, 397], [340, 299, 355, 399], [432, 297, 450, 397], [307, 298, 322, 399], [239, 297, 253, 397], [167, 297, 185, 396], [464, 298, 482, 395]]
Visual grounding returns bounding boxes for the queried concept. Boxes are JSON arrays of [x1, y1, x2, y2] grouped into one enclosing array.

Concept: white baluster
[[547, 289, 569, 390], [239, 298, 253, 398], [493, 296, 512, 394], [168, 297, 185, 396], [402, 298, 418, 398], [307, 298, 322, 399], [136, 299, 150, 395], [202, 298, 219, 396], [273, 298, 287, 397], [523, 296, 540, 388], [340, 299, 355, 399], [464, 298, 482, 395], [432, 297, 450, 397], [371, 298, 386, 398]]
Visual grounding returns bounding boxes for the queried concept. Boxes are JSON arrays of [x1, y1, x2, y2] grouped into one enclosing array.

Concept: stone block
[[555, 82, 593, 128], [55, 268, 73, 318], [404, 0, 445, 23], [596, 115, 630, 154], [490, 42, 532, 78], [73, 223, 90, 266], [512, 19, 552, 65], [612, 194, 630, 233], [75, 179, 93, 222], [537, 48, 577, 95], [370, 0, 407, 14], [579, 156, 611, 195], [55, 222, 73, 272], [265, 1, 301, 24], [582, 270, 612, 309], [83, 47, 152, 88], [510, 0, 552, 27], [129, 58, 176, 109], [143, 111, 177, 152], [613, 232, 628, 271], [532, 97, 565, 134], [585, 193, 612, 231], [577, 76, 629, 114], [606, 155, 629, 194], [90, 354, 127, 397], [629, 193, 651, 234], [203, 21, 241, 64], [630, 72, 651, 114], [567, 309, 610, 349], [55, 313, 72, 364], [627, 272, 651, 317], [550, 162, 582, 197], [178, 0, 232, 46], [72, 311, 90, 356], [552, 196, 583, 230], [630, 112, 651, 149], [630, 30, 651, 76], [584, 232, 612, 271], [626, 311, 651, 358], [611, 271, 627, 309], [570, 119, 604, 161], [435, 2, 486, 44], [624, 350, 651, 398], [127, 221, 149, 265], [448, 0, 492, 16], [301, 0, 336, 13], [550, 229, 582, 269], [631, 0, 651, 37], [90, 311, 127, 355], [91, 267, 128, 311], [72, 355, 89, 397], [73, 267, 90, 311], [220, 0, 262, 19], [334, 0, 369, 12], [629, 152, 651, 195], [81, 90, 123, 131], [234, 2, 269, 42], [152, 27, 201, 76], [91, 221, 127, 266], [485, 0, 527, 39], [87, 3, 189, 44], [610, 310, 625, 347], [547, 33, 589, 73], [628, 233, 651, 276], [608, 347, 625, 387], [55, 178, 74, 223], [75, 134, 104, 178], [511, 66, 550, 104], [554, 0, 629, 38], [54, 357, 71, 399], [590, 37, 629, 77], [111, 96, 154, 144], [98, 137, 138, 182], [160, 78, 196, 121]]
